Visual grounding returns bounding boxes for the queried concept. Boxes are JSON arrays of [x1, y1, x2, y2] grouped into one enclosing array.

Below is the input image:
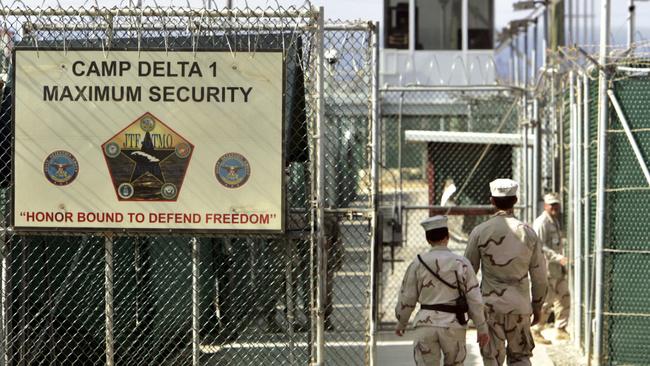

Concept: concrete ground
[[376, 329, 555, 366], [540, 328, 588, 366]]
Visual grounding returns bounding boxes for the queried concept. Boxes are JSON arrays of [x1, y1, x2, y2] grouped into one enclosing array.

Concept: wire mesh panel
[[321, 22, 375, 365], [556, 46, 650, 364], [376, 87, 523, 328], [600, 75, 650, 365], [0, 4, 377, 366]]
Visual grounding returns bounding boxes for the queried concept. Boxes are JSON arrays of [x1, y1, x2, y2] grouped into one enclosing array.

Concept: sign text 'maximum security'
[[42, 85, 253, 103], [41, 60, 255, 103]]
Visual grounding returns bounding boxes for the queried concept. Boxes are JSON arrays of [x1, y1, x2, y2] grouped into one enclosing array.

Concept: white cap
[[489, 178, 519, 197], [544, 192, 561, 205], [420, 215, 448, 231]]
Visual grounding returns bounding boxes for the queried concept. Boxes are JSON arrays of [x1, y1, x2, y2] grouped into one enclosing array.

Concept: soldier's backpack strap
[[417, 254, 457, 289]]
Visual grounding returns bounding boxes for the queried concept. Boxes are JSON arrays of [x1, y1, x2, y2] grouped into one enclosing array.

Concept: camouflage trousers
[[539, 275, 570, 329], [480, 310, 534, 366], [413, 326, 466, 366]]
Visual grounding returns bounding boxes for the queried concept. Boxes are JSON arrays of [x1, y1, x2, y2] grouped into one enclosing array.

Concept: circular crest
[[140, 117, 155, 132], [43, 150, 79, 186], [215, 153, 251, 188], [175, 142, 191, 159], [118, 183, 135, 199], [161, 183, 178, 199], [104, 142, 121, 158]]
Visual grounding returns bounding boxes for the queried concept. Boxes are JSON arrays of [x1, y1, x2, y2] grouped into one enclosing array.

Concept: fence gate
[[0, 4, 377, 366], [376, 87, 525, 328]]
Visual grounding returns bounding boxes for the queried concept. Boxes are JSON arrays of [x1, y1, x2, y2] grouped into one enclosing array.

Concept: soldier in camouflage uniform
[[464, 179, 547, 366], [396, 215, 490, 366], [532, 193, 570, 342]]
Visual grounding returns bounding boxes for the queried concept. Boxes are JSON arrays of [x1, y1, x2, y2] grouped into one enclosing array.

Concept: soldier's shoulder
[[513, 218, 534, 231], [401, 256, 421, 273], [407, 253, 422, 265], [533, 213, 549, 226], [515, 221, 539, 239], [470, 218, 494, 234], [411, 250, 435, 265], [451, 253, 473, 267], [516, 218, 533, 229]]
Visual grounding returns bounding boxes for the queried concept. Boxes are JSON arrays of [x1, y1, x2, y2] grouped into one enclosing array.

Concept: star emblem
[[128, 131, 174, 183], [102, 112, 193, 201]]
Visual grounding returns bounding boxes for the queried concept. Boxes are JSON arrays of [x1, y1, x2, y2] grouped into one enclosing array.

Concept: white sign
[[13, 49, 284, 232]]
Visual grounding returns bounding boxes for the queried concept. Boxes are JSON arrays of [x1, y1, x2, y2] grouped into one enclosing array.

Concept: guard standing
[[395, 215, 489, 366], [532, 192, 570, 342], [464, 179, 547, 366]]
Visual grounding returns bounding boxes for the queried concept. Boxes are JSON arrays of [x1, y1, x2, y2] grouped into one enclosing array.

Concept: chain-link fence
[[320, 19, 377, 365], [376, 86, 525, 328], [557, 45, 650, 365], [0, 4, 378, 365]]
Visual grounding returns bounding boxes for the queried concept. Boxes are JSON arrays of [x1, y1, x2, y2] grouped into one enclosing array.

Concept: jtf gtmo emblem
[[102, 112, 194, 201]]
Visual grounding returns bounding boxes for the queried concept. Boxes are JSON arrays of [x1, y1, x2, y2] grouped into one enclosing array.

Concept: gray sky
[[14, 0, 650, 42]]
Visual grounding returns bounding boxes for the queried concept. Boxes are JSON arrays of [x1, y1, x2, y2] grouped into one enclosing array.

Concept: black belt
[[421, 304, 459, 313]]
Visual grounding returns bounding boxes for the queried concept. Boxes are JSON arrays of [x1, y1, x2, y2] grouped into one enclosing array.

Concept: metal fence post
[[568, 0, 574, 45], [574, 73, 584, 349], [558, 77, 566, 213], [315, 6, 326, 366], [397, 91, 404, 227], [0, 193, 6, 366], [368, 20, 380, 366], [594, 0, 611, 363], [551, 70, 558, 193], [105, 235, 114, 366], [568, 72, 576, 341], [583, 72, 593, 362], [523, 26, 532, 222], [532, 18, 541, 219], [533, 99, 541, 218], [515, 35, 520, 87], [191, 237, 200, 366], [522, 121, 529, 223], [628, 0, 635, 50]]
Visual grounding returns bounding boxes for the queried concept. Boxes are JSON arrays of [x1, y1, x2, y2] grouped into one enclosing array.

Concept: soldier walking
[[464, 179, 547, 366], [395, 215, 490, 366], [532, 193, 570, 343]]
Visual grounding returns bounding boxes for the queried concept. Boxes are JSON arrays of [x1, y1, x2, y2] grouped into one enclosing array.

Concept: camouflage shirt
[[395, 246, 488, 334], [533, 211, 566, 278], [464, 211, 547, 314]]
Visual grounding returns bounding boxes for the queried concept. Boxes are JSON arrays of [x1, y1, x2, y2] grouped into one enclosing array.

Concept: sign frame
[[11, 47, 289, 235]]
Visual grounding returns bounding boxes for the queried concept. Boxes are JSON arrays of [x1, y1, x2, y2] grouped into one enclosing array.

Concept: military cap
[[489, 178, 519, 197], [420, 215, 448, 231], [544, 192, 561, 205]]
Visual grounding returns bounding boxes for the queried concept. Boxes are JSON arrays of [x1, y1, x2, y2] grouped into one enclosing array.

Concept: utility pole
[[584, 0, 588, 45], [594, 0, 610, 364], [568, 0, 573, 45], [628, 0, 635, 49]]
